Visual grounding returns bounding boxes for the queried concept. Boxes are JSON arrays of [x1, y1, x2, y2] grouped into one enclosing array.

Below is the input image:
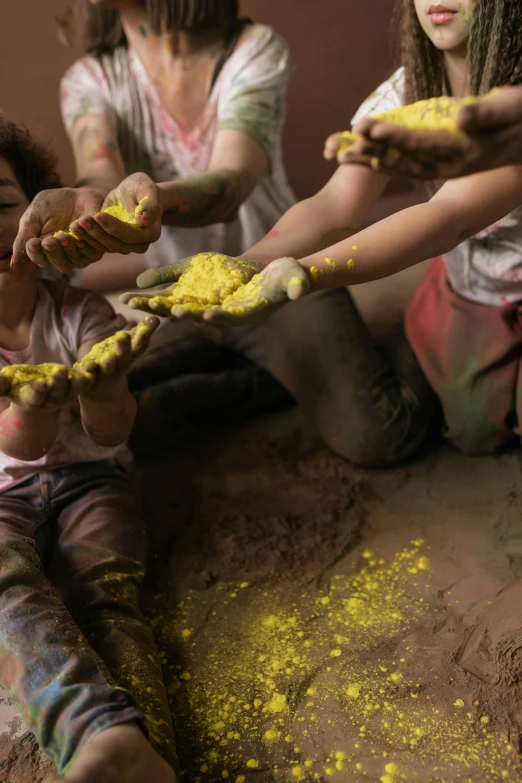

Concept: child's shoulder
[[38, 279, 119, 331], [352, 68, 405, 125]]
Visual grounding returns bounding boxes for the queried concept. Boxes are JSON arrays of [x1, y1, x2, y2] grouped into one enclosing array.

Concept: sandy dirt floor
[[1, 406, 521, 783]]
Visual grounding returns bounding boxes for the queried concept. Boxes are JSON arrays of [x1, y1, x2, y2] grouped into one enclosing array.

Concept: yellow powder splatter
[[151, 541, 520, 782], [347, 258, 355, 270], [246, 759, 258, 768], [266, 692, 287, 714], [324, 257, 336, 270], [180, 672, 191, 681], [330, 649, 342, 658], [454, 699, 465, 708], [309, 267, 321, 282]]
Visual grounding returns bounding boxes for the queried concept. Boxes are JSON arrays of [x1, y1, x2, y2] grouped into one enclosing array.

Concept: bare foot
[[44, 723, 176, 783]]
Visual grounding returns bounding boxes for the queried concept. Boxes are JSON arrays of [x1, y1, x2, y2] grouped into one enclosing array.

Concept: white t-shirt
[[0, 280, 129, 492], [60, 24, 296, 267], [352, 67, 522, 307]]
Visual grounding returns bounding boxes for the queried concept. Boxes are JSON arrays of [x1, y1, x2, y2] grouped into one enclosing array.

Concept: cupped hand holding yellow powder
[[0, 363, 91, 410], [74, 317, 159, 394], [324, 88, 502, 160], [123, 254, 310, 327]]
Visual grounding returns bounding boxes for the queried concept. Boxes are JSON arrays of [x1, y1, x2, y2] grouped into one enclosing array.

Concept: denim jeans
[[0, 461, 175, 774]]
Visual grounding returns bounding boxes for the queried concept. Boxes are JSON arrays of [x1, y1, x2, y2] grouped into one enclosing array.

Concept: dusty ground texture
[[1, 407, 522, 782], [0, 264, 520, 783]]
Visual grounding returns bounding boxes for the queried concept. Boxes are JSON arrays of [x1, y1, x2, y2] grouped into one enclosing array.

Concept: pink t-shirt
[[0, 280, 129, 492]]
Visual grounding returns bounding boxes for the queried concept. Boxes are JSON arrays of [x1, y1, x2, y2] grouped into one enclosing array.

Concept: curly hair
[[83, 0, 239, 55], [396, 0, 522, 102], [0, 119, 62, 200]]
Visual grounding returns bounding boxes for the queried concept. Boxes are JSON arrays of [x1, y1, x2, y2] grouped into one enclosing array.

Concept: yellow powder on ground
[[335, 89, 501, 155], [150, 541, 521, 783], [0, 363, 77, 391]]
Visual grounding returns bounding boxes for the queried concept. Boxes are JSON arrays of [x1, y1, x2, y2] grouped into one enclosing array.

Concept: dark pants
[[129, 288, 436, 466], [0, 461, 175, 774]]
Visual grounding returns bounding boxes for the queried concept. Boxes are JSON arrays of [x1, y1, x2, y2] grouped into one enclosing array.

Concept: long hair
[[84, 0, 239, 55], [396, 0, 522, 102]]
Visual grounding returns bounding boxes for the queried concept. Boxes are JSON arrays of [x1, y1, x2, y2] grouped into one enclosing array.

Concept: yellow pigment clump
[[334, 89, 501, 155], [144, 253, 264, 316], [0, 363, 77, 392], [74, 331, 129, 372]]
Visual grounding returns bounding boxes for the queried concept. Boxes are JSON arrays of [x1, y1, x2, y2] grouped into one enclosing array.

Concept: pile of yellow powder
[[145, 253, 266, 316]]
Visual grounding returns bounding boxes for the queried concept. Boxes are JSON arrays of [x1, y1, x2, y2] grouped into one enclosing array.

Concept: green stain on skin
[[457, 3, 466, 17], [139, 25, 148, 38]]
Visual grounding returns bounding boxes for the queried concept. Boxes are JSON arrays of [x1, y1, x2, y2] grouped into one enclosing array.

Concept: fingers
[[100, 332, 132, 375], [130, 316, 160, 354], [122, 294, 171, 317], [47, 366, 69, 404], [12, 209, 43, 269], [324, 132, 345, 161], [458, 87, 522, 132], [136, 261, 186, 289], [16, 380, 48, 409]]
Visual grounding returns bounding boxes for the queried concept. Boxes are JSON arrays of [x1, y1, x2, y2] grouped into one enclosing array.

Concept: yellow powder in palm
[[335, 89, 501, 154], [102, 200, 138, 225], [74, 331, 128, 372], [0, 363, 76, 391]]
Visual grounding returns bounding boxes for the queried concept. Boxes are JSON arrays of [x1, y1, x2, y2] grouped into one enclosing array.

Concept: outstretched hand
[[0, 364, 92, 413], [326, 87, 522, 180], [12, 173, 162, 274], [121, 255, 311, 327], [74, 316, 160, 399]]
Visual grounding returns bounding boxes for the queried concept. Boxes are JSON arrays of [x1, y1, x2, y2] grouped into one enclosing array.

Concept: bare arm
[[0, 400, 61, 461], [158, 129, 269, 227], [0, 369, 89, 461], [75, 318, 158, 448], [296, 165, 522, 287], [70, 113, 126, 195], [242, 164, 390, 264]]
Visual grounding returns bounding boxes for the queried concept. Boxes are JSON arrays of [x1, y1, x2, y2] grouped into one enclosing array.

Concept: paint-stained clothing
[[60, 24, 296, 266], [0, 282, 175, 773], [0, 461, 175, 774]]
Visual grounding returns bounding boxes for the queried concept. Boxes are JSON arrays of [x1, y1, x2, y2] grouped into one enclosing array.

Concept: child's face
[[0, 157, 36, 292], [414, 1, 472, 54]]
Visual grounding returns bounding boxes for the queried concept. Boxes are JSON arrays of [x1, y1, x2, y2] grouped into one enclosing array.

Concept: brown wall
[[0, 0, 398, 199]]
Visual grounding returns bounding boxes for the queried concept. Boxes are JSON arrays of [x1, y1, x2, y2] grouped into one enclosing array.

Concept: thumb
[[280, 259, 310, 301], [136, 260, 185, 288], [12, 210, 43, 269]]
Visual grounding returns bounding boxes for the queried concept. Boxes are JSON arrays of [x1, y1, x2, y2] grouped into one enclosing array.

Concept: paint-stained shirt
[[352, 67, 522, 307], [0, 280, 130, 492], [60, 24, 296, 266]]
